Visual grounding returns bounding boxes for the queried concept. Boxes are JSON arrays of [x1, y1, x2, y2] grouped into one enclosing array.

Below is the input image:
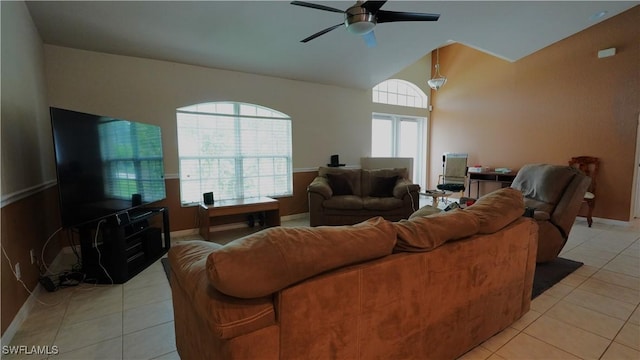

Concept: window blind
[[176, 102, 293, 205]]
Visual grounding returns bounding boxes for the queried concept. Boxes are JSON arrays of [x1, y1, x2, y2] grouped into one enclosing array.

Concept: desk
[[199, 197, 280, 241], [468, 171, 518, 197]]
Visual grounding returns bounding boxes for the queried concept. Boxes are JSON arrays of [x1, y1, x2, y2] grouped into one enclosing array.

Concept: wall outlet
[[30, 249, 36, 265], [15, 263, 21, 280]]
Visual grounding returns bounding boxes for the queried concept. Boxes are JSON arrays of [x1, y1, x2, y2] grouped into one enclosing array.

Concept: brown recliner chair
[[308, 167, 420, 226], [510, 164, 591, 263]]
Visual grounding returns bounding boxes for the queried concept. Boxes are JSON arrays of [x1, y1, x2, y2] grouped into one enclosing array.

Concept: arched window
[[372, 79, 428, 109], [176, 102, 292, 205], [371, 79, 428, 189]]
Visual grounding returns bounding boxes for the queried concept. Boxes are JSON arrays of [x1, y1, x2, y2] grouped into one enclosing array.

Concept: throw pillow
[[464, 187, 525, 234], [393, 209, 480, 252], [206, 217, 396, 298], [370, 175, 398, 197], [326, 173, 353, 196]]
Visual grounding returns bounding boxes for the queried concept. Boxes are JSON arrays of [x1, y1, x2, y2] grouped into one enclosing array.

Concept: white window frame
[[372, 113, 427, 189], [372, 79, 428, 109], [176, 102, 293, 206]]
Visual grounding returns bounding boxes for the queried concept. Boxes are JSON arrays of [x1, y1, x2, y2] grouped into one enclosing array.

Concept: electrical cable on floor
[[94, 219, 114, 285], [68, 228, 82, 265], [40, 227, 64, 277], [38, 226, 88, 291], [1, 244, 59, 306]]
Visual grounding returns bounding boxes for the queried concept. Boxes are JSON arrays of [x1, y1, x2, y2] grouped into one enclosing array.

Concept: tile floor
[[4, 207, 639, 359]]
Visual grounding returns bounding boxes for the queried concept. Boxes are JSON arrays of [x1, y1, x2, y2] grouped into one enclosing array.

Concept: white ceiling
[[26, 1, 638, 89]]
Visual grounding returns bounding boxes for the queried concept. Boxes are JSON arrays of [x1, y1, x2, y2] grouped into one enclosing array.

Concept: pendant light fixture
[[427, 47, 447, 91]]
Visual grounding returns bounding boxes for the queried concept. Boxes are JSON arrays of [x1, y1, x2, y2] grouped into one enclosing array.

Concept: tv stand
[[128, 210, 154, 221], [77, 207, 170, 284]]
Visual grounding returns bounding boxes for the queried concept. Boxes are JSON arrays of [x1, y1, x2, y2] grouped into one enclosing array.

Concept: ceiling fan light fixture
[[345, 6, 376, 35], [428, 48, 447, 90], [346, 20, 376, 35]]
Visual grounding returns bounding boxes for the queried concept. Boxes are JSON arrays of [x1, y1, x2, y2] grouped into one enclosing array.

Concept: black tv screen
[[50, 107, 166, 228]]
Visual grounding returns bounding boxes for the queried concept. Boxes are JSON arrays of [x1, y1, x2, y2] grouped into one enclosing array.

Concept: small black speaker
[[327, 154, 345, 167], [131, 193, 142, 206], [203, 192, 214, 205]]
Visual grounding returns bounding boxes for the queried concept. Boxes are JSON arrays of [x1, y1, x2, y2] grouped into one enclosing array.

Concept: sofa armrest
[[307, 176, 332, 199], [169, 241, 276, 340], [393, 179, 420, 199], [533, 210, 551, 221]]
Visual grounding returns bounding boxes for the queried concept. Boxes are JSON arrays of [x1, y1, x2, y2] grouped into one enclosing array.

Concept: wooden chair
[[568, 156, 599, 227]]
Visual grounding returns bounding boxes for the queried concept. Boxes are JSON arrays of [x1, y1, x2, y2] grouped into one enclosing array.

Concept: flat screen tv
[[50, 107, 166, 228]]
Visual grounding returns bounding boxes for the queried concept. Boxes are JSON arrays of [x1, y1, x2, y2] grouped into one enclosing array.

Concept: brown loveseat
[[307, 167, 420, 226], [169, 188, 538, 360]]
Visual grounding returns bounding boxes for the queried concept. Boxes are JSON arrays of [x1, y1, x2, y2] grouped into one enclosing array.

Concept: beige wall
[[40, 45, 434, 234], [1, 1, 62, 335], [429, 6, 640, 221], [43, 44, 433, 173], [1, 2, 55, 195], [40, 45, 390, 237], [42, 45, 374, 172]]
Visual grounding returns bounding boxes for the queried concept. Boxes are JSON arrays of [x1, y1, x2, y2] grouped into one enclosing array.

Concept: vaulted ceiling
[[26, 1, 638, 89]]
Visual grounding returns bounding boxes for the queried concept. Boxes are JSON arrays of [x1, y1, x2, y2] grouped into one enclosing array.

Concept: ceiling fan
[[290, 0, 440, 47]]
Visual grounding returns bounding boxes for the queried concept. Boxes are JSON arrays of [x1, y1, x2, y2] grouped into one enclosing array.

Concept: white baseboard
[[576, 216, 631, 227], [281, 212, 309, 222], [0, 283, 45, 346], [0, 248, 67, 346]]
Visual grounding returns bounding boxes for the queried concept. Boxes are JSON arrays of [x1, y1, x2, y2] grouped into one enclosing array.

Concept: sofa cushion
[[362, 168, 408, 196], [326, 173, 354, 196], [206, 217, 397, 298], [363, 196, 404, 211], [169, 241, 276, 339], [323, 195, 364, 210], [393, 209, 480, 252], [465, 187, 525, 234], [370, 175, 398, 197], [319, 167, 362, 196]]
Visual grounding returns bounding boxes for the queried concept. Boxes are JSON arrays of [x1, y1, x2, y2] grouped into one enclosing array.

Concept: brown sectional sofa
[[307, 167, 420, 226], [169, 188, 538, 359]]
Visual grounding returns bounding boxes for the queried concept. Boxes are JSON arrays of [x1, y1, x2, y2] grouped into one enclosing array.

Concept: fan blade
[[377, 10, 440, 23], [290, 1, 344, 14], [362, 31, 377, 48], [361, 1, 387, 14], [301, 23, 344, 43]]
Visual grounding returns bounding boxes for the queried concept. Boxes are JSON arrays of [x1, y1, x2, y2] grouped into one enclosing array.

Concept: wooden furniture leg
[[586, 198, 594, 227]]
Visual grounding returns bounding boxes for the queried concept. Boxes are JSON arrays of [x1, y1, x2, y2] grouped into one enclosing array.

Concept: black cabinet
[[78, 207, 170, 284]]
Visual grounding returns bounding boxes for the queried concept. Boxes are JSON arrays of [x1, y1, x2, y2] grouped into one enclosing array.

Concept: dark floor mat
[[532, 257, 583, 299]]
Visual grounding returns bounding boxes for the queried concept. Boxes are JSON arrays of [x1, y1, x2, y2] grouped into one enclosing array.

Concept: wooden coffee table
[[199, 197, 280, 241]]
